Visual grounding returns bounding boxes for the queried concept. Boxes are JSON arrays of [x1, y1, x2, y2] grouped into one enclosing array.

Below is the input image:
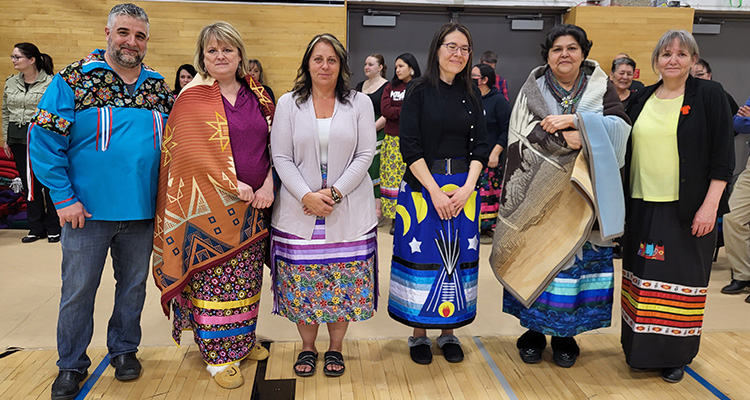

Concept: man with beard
[[28, 4, 173, 400]]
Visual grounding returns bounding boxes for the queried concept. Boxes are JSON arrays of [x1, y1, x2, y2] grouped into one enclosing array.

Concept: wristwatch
[[330, 187, 342, 203]]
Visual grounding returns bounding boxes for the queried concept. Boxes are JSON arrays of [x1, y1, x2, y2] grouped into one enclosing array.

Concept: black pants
[[9, 143, 60, 236]]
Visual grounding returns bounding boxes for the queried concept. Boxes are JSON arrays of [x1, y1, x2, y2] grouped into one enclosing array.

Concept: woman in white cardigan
[[270, 33, 377, 378]]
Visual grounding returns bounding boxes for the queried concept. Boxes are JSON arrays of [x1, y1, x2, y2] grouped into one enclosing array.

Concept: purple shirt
[[223, 83, 270, 189]]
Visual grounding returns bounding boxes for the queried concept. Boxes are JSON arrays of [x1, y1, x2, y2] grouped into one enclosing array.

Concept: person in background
[[621, 30, 734, 383], [691, 58, 739, 116], [28, 4, 174, 399], [355, 53, 388, 220], [2, 42, 60, 243], [720, 95, 750, 301], [613, 52, 644, 93], [270, 33, 377, 378], [480, 50, 509, 101], [248, 58, 275, 103], [152, 21, 275, 389], [610, 57, 637, 109], [388, 23, 490, 365], [172, 63, 195, 96], [380, 53, 421, 235], [470, 63, 510, 244]]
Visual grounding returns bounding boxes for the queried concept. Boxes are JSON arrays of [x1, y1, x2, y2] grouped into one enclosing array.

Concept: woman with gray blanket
[[491, 24, 631, 368]]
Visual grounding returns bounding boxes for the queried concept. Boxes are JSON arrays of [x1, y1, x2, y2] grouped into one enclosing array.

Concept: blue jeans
[[57, 219, 154, 373]]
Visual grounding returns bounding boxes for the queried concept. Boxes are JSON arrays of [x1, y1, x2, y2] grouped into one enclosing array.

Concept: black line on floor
[[251, 341, 295, 400], [0, 346, 23, 359]]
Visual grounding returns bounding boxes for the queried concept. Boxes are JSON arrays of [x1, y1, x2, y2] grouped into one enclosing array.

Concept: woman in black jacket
[[386, 22, 490, 366], [620, 30, 734, 384], [471, 63, 510, 242]]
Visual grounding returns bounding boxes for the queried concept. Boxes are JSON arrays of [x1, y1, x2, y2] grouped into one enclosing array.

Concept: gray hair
[[612, 56, 636, 73], [651, 30, 698, 72], [107, 3, 149, 31]]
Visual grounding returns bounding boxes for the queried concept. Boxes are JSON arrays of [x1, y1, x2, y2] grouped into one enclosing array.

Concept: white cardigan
[[270, 90, 377, 242]]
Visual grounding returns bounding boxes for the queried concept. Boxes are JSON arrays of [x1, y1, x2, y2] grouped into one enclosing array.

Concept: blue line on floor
[[685, 365, 732, 400], [75, 354, 110, 400], [473, 336, 519, 400]]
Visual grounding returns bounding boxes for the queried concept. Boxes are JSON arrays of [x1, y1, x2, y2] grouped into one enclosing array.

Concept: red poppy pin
[[681, 105, 691, 115]]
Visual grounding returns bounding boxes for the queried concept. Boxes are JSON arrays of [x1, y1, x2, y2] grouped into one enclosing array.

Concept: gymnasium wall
[[0, 0, 347, 96]]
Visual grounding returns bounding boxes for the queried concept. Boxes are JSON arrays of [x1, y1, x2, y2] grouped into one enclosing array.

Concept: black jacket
[[399, 79, 491, 190], [625, 75, 734, 224], [482, 87, 511, 167]]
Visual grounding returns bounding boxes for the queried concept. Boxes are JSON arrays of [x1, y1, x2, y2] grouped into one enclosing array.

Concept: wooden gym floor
[[1, 225, 749, 399]]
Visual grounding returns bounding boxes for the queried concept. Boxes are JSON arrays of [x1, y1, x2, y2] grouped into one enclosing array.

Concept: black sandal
[[323, 351, 345, 377], [293, 351, 318, 377]]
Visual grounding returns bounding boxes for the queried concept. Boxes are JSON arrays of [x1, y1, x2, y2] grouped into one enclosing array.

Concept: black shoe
[[661, 366, 684, 383], [48, 234, 61, 243], [110, 353, 141, 381], [721, 280, 750, 294], [410, 344, 432, 365], [745, 293, 750, 303], [612, 244, 623, 259], [517, 330, 546, 364], [51, 370, 87, 400], [629, 366, 648, 372], [389, 220, 395, 236], [441, 342, 464, 363], [551, 336, 580, 368], [519, 347, 543, 364], [21, 233, 46, 243]]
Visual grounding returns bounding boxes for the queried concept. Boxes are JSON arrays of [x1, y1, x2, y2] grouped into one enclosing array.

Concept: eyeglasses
[[10, 55, 26, 61], [442, 43, 472, 56]]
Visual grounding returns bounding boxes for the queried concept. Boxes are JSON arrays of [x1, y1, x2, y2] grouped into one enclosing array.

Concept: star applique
[[206, 111, 230, 151], [409, 237, 422, 253], [161, 125, 178, 166], [468, 235, 479, 251]]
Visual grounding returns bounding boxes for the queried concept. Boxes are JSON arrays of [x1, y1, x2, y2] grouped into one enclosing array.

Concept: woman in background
[[172, 63, 196, 96], [355, 54, 388, 219], [380, 53, 421, 234], [610, 57, 637, 108], [2, 42, 59, 243], [248, 58, 275, 103], [470, 63, 510, 243]]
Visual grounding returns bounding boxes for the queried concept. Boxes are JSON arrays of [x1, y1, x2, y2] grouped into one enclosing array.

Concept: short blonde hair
[[651, 30, 699, 73], [194, 21, 249, 79]]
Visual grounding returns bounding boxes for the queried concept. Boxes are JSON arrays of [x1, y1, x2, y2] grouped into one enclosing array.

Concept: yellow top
[[630, 93, 684, 201]]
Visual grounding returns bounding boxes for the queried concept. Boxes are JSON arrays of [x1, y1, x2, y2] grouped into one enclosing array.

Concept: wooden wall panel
[[0, 0, 346, 97], [564, 6, 694, 85]]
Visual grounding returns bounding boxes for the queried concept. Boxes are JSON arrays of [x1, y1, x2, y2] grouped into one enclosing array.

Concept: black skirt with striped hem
[[620, 199, 716, 369]]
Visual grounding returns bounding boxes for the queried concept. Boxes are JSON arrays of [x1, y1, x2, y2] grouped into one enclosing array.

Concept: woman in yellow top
[[620, 30, 734, 383]]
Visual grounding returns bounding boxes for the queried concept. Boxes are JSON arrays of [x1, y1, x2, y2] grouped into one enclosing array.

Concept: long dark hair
[[292, 33, 352, 106], [391, 53, 421, 85], [14, 42, 54, 75], [173, 63, 196, 94], [422, 23, 477, 106]]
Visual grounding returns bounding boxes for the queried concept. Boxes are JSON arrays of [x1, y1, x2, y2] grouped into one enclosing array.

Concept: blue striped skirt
[[388, 172, 480, 329], [502, 242, 614, 337]]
